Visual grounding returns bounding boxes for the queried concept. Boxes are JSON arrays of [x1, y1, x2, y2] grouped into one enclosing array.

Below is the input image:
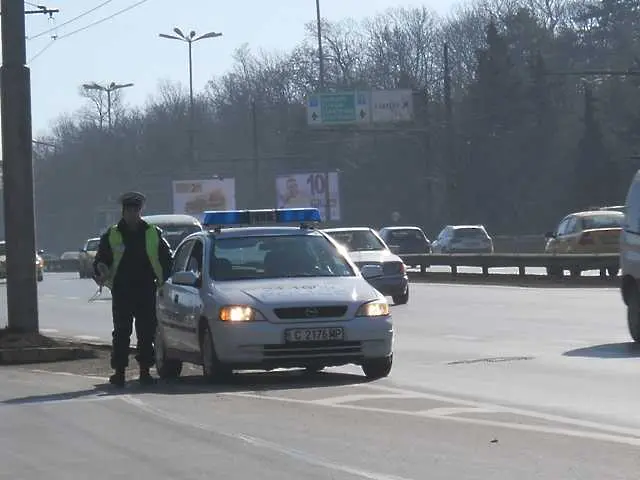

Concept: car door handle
[[174, 294, 179, 304]]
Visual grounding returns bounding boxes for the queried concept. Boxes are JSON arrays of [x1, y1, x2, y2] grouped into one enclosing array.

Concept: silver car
[[323, 227, 410, 305], [431, 225, 494, 254], [155, 222, 394, 382]]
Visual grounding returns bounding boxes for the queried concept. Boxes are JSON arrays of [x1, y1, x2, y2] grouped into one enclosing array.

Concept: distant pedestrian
[[93, 191, 172, 387]]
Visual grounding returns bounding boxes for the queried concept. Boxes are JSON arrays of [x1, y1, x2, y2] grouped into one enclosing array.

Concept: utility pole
[[82, 81, 134, 129], [1, 0, 39, 332], [251, 98, 260, 207], [443, 43, 454, 222], [314, 0, 331, 222], [159, 28, 222, 166]]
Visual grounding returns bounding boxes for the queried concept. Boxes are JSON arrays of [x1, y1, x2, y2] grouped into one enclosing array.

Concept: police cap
[[119, 191, 146, 208]]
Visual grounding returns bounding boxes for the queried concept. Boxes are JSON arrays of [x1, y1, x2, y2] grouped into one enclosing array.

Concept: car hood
[[347, 249, 402, 264], [213, 277, 382, 307]]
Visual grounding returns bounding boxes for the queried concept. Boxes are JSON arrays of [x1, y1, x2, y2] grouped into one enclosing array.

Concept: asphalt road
[[2, 272, 640, 478]]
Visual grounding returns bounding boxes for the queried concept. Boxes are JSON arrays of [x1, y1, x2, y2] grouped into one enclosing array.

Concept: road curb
[[0, 346, 98, 365], [49, 336, 137, 354]]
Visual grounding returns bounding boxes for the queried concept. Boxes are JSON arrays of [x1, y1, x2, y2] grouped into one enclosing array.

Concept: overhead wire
[[28, 39, 56, 63], [54, 0, 151, 42], [26, 0, 153, 63], [28, 0, 115, 40]]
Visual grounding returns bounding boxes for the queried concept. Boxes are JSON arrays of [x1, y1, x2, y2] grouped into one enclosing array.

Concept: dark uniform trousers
[[111, 286, 157, 370]]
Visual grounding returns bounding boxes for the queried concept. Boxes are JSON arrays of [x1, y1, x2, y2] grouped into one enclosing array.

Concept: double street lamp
[[81, 81, 134, 129], [159, 27, 222, 163]]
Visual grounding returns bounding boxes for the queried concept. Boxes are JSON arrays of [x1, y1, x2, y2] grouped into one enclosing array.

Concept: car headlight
[[356, 299, 389, 317], [218, 305, 263, 322]]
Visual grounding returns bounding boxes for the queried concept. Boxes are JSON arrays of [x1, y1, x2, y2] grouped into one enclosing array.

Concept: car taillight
[[579, 232, 595, 245]]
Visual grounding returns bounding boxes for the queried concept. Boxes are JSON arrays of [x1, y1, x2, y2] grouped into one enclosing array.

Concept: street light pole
[[1, 0, 38, 332], [314, 0, 331, 222], [159, 28, 222, 165], [81, 81, 134, 129]]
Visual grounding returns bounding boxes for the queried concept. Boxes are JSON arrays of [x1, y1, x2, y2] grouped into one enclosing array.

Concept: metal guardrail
[[43, 259, 80, 272], [400, 253, 619, 277]]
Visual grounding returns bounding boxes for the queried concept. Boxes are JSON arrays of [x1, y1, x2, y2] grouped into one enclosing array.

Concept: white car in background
[[154, 208, 395, 382], [323, 227, 410, 305]]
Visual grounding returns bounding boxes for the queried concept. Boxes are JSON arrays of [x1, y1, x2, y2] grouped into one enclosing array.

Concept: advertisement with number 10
[[275, 172, 341, 221]]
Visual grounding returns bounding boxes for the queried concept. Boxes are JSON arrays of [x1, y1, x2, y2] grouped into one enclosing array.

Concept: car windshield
[[210, 234, 355, 281], [583, 213, 623, 230], [326, 230, 386, 252], [453, 227, 487, 239], [85, 240, 100, 251], [157, 224, 202, 250]]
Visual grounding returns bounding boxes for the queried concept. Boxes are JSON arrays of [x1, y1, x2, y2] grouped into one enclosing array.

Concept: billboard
[[275, 172, 341, 221], [172, 178, 236, 222]]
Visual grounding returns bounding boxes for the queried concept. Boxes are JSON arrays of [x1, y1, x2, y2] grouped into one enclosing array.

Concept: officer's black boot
[[109, 368, 125, 387], [138, 367, 156, 386]]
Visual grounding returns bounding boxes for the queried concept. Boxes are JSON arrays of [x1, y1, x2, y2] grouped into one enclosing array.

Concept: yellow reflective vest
[[104, 224, 164, 289]]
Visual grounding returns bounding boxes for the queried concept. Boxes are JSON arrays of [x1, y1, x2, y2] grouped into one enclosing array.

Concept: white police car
[[154, 208, 394, 382]]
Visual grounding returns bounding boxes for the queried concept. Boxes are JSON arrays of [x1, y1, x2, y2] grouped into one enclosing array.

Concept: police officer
[[93, 191, 172, 387]]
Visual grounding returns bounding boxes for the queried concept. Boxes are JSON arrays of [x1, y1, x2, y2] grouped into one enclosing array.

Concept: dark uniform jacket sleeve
[[93, 228, 113, 277], [155, 227, 173, 282]]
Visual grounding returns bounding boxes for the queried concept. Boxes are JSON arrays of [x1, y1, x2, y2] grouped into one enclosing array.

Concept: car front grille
[[263, 341, 362, 359], [273, 305, 348, 320]]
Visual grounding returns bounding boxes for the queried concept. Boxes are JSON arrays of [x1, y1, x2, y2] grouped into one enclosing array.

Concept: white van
[[620, 171, 640, 341], [143, 214, 203, 252]]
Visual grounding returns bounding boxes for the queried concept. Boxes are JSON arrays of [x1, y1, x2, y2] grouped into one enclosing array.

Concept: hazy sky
[[16, 0, 460, 138]]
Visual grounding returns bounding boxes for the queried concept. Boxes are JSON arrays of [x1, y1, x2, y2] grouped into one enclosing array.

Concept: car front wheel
[[362, 355, 392, 380], [201, 323, 232, 383]]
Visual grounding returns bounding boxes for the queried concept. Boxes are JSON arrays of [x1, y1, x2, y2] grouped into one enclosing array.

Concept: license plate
[[285, 327, 344, 343]]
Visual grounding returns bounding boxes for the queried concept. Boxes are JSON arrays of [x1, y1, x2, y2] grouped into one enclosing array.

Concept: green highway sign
[[321, 93, 355, 123], [307, 91, 370, 126]]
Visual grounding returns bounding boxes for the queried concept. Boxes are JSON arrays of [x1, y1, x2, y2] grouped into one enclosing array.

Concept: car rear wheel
[[201, 324, 232, 383], [155, 325, 182, 380], [362, 355, 392, 380], [628, 288, 640, 343], [392, 288, 409, 305]]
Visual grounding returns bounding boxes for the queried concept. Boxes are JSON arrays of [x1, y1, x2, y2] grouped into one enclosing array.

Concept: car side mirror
[[172, 270, 199, 286], [360, 264, 383, 279], [544, 231, 555, 239]]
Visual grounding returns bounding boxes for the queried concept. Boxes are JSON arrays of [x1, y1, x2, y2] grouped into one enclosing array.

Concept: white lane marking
[[417, 407, 499, 416], [220, 391, 640, 446], [442, 335, 478, 341], [64, 296, 80, 301], [121, 395, 414, 480], [0, 396, 118, 408], [39, 328, 59, 334], [361, 383, 640, 437], [28, 369, 107, 381], [312, 393, 421, 405], [27, 369, 640, 443]]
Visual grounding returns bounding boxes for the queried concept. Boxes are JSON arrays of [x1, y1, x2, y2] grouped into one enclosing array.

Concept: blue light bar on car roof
[[202, 208, 322, 227]]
